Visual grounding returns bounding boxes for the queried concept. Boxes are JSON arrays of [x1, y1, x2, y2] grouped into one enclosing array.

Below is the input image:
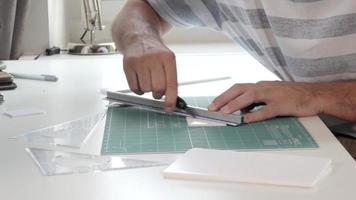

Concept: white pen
[[10, 73, 58, 82]]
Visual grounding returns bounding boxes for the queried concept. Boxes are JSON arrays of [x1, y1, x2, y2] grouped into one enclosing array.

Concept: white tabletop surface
[[1, 49, 356, 200]]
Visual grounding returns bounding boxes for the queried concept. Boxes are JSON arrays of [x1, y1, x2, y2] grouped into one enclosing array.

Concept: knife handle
[[176, 96, 188, 110]]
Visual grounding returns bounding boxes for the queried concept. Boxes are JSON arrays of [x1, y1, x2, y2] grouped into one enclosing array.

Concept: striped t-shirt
[[147, 0, 356, 82]]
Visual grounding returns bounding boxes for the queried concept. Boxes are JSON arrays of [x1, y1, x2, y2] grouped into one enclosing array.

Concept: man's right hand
[[111, 0, 177, 112], [122, 37, 178, 112]]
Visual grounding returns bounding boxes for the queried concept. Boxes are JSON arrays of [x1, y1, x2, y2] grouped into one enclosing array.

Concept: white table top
[[1, 50, 355, 200]]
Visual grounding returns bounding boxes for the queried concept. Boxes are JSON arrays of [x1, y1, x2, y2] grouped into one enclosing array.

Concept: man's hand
[[111, 0, 177, 111], [208, 81, 325, 123], [123, 38, 178, 112]]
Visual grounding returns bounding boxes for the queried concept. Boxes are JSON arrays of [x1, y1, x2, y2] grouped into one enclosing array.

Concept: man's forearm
[[315, 81, 356, 121], [112, 0, 171, 53], [111, 0, 178, 111]]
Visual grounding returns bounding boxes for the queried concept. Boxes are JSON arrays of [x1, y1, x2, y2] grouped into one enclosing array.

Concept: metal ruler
[[106, 91, 243, 126]]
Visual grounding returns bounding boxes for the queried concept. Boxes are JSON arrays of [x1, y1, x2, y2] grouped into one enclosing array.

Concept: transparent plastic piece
[[11, 112, 106, 148], [26, 148, 165, 176]]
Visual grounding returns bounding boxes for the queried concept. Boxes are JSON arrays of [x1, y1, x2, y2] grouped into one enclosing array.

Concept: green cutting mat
[[101, 97, 318, 155]]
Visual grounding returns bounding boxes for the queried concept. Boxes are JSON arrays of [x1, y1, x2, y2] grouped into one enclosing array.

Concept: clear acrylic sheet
[[10, 112, 106, 148], [26, 148, 166, 176]]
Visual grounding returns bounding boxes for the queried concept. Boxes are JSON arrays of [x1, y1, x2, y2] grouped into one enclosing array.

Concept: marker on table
[[10, 73, 58, 82]]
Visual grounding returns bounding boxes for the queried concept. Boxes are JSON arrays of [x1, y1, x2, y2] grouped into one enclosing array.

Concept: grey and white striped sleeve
[[146, 0, 223, 30]]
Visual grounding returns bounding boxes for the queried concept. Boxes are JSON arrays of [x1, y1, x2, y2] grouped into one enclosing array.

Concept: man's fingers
[[137, 67, 152, 93], [123, 64, 143, 95], [209, 84, 250, 111], [152, 91, 165, 99], [219, 92, 256, 114], [243, 104, 279, 123], [123, 48, 177, 109], [163, 53, 177, 112], [150, 65, 166, 99]]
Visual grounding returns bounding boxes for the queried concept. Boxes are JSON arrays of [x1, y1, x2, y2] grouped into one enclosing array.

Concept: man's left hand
[[208, 81, 323, 123]]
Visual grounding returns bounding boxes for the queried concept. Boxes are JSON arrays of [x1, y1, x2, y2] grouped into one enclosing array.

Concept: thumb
[[243, 105, 278, 123]]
